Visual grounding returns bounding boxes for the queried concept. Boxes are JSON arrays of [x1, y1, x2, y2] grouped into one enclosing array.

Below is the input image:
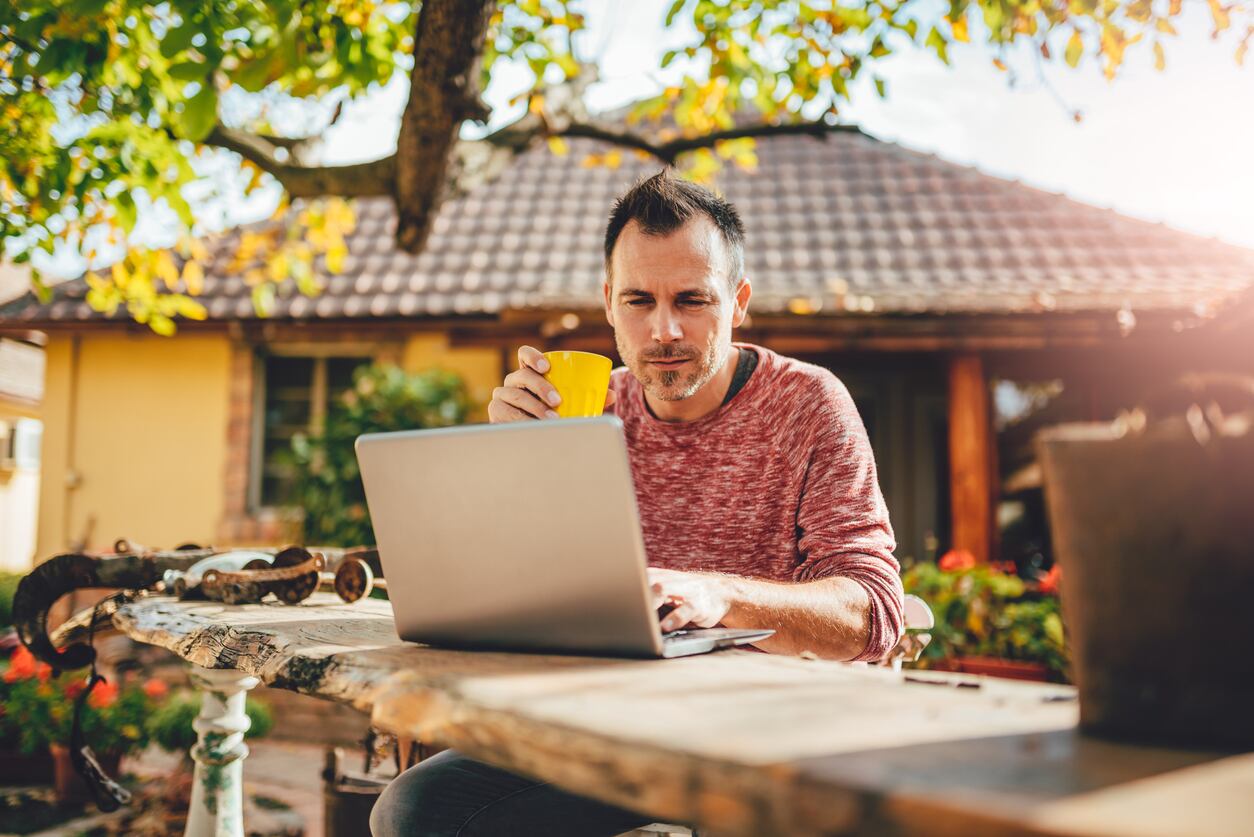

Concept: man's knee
[[370, 759, 455, 837]]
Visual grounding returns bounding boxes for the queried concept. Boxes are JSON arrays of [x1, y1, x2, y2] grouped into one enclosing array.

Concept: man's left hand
[[648, 568, 733, 633]]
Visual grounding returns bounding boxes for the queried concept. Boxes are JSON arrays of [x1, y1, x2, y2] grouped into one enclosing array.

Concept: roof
[[3, 125, 1253, 325]]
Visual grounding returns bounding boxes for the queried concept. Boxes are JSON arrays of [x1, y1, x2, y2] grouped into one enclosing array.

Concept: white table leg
[[185, 666, 260, 837]]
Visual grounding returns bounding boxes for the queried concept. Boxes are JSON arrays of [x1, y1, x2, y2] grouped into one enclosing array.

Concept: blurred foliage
[[282, 363, 473, 547], [3, 0, 1249, 330], [903, 556, 1069, 680], [145, 689, 272, 757], [2, 645, 166, 756], [0, 570, 20, 628]]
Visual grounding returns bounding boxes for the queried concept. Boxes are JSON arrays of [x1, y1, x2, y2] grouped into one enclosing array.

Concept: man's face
[[603, 217, 750, 402]]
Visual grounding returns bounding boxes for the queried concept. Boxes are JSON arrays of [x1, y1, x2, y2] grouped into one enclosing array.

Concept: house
[[0, 262, 44, 570], [3, 125, 1252, 568]]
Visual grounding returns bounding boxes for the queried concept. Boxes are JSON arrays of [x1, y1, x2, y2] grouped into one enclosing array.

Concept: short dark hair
[[603, 170, 746, 289]]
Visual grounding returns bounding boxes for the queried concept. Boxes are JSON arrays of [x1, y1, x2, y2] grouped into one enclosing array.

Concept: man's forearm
[[717, 574, 872, 660]]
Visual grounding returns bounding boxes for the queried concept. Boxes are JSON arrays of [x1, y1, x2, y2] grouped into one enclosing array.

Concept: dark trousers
[[369, 749, 655, 836]]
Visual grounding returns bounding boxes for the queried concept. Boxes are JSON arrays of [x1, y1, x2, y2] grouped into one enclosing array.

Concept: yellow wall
[[35, 334, 232, 558], [31, 329, 502, 561], [403, 333, 502, 421]]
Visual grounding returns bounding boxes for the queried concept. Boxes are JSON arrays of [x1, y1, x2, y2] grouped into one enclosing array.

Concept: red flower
[[65, 679, 87, 700], [142, 678, 169, 700], [938, 549, 977, 572], [3, 646, 37, 682], [88, 679, 119, 710], [1038, 564, 1062, 596]]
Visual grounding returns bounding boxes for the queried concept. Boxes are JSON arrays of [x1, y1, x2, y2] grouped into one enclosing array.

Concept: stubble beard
[[617, 333, 727, 403]]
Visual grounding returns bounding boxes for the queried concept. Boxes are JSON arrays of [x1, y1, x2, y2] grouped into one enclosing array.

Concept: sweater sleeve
[[791, 375, 904, 662]]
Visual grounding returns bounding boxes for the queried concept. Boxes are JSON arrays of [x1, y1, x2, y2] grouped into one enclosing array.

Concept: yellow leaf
[[182, 260, 204, 295], [1065, 30, 1084, 68], [1169, 0, 1181, 13], [951, 14, 970, 43], [602, 150, 622, 169], [267, 251, 289, 282], [244, 268, 267, 286], [547, 136, 569, 156], [529, 94, 545, 115], [993, 58, 1008, 71], [1238, 39, 1249, 66], [580, 153, 602, 168], [155, 251, 180, 289], [111, 260, 129, 289], [325, 242, 348, 274], [175, 295, 207, 321], [1153, 41, 1166, 70], [1155, 18, 1178, 35], [1208, 0, 1230, 32], [684, 148, 720, 184], [149, 314, 176, 336]]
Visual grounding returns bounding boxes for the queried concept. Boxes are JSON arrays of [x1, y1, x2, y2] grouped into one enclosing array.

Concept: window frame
[[249, 344, 380, 513]]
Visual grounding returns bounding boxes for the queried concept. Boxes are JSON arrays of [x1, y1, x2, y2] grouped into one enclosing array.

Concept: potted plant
[[2, 644, 167, 801], [1038, 392, 1254, 748], [902, 551, 1068, 682]]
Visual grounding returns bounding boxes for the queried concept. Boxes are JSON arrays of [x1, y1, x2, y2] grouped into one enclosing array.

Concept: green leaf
[[874, 77, 887, 98], [168, 61, 211, 81], [176, 83, 218, 142], [159, 22, 198, 59], [116, 191, 138, 231], [665, 0, 688, 26], [925, 27, 950, 64]]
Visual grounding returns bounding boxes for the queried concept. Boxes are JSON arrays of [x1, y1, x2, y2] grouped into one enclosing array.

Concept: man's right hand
[[487, 345, 616, 423]]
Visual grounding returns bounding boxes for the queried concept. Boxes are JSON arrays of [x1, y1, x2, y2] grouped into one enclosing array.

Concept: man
[[371, 171, 903, 837]]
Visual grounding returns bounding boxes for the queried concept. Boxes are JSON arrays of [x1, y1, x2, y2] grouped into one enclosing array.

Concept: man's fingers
[[503, 367, 562, 409], [660, 601, 695, 633], [517, 345, 550, 374], [604, 389, 617, 409], [487, 401, 538, 424], [492, 386, 557, 420]]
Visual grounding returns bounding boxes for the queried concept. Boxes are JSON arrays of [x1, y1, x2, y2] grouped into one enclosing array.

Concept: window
[[254, 353, 372, 508]]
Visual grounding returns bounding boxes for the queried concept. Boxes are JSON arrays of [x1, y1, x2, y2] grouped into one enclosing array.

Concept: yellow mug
[[542, 351, 613, 418]]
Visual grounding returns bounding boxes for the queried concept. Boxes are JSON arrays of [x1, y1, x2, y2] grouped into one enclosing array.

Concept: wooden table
[[111, 594, 1254, 837]]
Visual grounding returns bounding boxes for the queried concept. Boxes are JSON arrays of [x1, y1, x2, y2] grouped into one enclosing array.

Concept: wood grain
[[112, 595, 1249, 836]]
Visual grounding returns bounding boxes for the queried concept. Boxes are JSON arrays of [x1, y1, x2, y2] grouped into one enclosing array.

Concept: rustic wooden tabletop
[[113, 593, 1253, 837]]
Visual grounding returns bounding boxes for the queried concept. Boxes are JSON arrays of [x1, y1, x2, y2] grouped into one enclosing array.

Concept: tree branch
[[394, 0, 498, 253], [203, 124, 395, 198]]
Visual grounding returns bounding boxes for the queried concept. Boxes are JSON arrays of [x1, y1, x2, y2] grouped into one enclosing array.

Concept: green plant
[[146, 691, 273, 758], [283, 364, 474, 546], [0, 570, 21, 628], [1, 646, 165, 756], [902, 555, 1068, 681]]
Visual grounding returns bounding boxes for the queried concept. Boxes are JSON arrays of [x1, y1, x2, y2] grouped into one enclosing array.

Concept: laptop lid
[[355, 416, 665, 656]]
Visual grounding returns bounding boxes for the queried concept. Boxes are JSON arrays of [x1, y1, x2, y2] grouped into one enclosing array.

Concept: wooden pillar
[[186, 666, 259, 837], [947, 354, 996, 564]]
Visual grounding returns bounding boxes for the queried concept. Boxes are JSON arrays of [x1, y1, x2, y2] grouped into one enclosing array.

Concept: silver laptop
[[355, 415, 773, 658]]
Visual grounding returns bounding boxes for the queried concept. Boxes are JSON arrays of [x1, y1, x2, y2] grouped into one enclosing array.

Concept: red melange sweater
[[608, 343, 903, 662]]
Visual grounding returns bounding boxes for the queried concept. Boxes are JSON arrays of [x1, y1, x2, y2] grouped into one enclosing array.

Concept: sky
[[32, 0, 1254, 280]]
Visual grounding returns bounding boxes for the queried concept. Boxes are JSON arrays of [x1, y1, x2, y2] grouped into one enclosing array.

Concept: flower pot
[[1038, 416, 1254, 749], [924, 656, 1054, 682], [0, 747, 55, 785], [49, 743, 123, 805]]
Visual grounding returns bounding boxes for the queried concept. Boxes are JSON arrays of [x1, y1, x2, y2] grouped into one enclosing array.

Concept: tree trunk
[[394, 0, 497, 252]]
